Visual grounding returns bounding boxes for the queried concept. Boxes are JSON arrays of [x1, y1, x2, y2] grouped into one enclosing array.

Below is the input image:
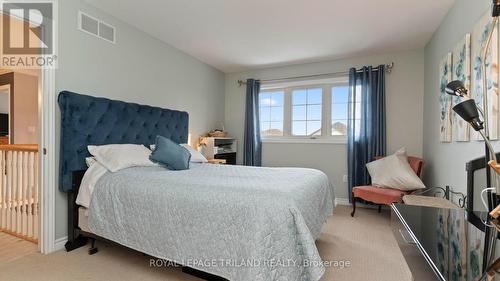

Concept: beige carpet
[[0, 232, 37, 264], [0, 206, 412, 281]]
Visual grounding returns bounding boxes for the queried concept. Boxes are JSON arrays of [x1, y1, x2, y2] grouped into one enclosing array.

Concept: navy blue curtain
[[243, 79, 262, 166], [347, 65, 386, 202]]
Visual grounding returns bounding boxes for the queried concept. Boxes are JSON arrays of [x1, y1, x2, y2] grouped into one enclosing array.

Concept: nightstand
[[208, 159, 227, 165], [199, 137, 237, 165]]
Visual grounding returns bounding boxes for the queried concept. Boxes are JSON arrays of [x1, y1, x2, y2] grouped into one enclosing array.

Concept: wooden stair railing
[[0, 144, 39, 243]]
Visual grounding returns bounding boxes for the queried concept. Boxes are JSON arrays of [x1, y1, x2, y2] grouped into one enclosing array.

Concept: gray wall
[[54, 0, 225, 239], [423, 0, 492, 197], [225, 50, 425, 200]]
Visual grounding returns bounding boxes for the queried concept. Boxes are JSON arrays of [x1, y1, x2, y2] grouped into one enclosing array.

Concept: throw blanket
[[88, 164, 333, 281]]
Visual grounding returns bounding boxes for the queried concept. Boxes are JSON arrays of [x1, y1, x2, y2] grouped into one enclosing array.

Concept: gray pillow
[[150, 135, 191, 170]]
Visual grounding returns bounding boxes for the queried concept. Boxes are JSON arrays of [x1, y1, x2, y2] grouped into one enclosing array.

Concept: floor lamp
[[445, 0, 500, 275]]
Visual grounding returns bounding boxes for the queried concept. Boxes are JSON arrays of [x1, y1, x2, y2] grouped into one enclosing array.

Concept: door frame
[[0, 74, 14, 143], [39, 67, 56, 254], [0, 83, 12, 143]]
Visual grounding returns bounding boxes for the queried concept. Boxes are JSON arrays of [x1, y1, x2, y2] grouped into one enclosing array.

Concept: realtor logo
[[1, 1, 58, 68]]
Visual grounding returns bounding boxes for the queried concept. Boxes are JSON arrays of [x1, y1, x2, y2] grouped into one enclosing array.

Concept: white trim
[[39, 67, 56, 254], [262, 137, 346, 144], [261, 77, 348, 90], [53, 236, 68, 252], [260, 82, 349, 142], [0, 84, 12, 143], [335, 198, 350, 206]]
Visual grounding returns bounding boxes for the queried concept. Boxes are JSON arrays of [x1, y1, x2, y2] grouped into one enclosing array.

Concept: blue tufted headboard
[[58, 91, 189, 192]]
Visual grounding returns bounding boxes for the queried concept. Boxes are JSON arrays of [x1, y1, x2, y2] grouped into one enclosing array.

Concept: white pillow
[[76, 160, 109, 208], [150, 144, 208, 163], [85, 157, 97, 167], [88, 144, 156, 172], [366, 148, 425, 191], [180, 144, 208, 163]]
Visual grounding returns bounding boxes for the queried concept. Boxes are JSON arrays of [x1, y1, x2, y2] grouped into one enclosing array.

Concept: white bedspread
[[88, 164, 334, 281]]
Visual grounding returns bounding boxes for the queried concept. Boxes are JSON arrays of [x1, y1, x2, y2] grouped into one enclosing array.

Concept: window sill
[[261, 137, 347, 144]]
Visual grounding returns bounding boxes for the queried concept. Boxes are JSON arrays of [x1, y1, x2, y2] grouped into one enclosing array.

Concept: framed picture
[[471, 11, 499, 140], [452, 34, 471, 142], [439, 52, 453, 143]]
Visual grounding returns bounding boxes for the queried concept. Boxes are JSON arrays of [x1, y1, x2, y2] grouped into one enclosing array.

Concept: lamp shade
[[453, 99, 484, 131]]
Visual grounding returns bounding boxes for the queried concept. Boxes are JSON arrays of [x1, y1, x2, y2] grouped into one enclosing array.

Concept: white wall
[[225, 50, 425, 200], [423, 0, 491, 196], [13, 73, 38, 144], [54, 0, 225, 239]]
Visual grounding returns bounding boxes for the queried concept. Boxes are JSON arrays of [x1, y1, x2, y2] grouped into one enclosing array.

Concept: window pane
[[292, 90, 307, 105], [271, 92, 284, 106], [307, 121, 322, 136], [307, 88, 322, 104], [259, 93, 271, 106], [332, 120, 348, 136], [332, 86, 349, 103], [270, 107, 283, 121], [292, 105, 306, 121], [292, 121, 307, 136], [259, 106, 270, 121], [269, 121, 284, 136], [332, 103, 348, 120], [260, 122, 270, 135], [307, 104, 322, 120]]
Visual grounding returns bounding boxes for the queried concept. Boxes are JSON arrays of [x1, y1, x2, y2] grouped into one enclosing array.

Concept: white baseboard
[[53, 236, 68, 252], [335, 198, 350, 206]]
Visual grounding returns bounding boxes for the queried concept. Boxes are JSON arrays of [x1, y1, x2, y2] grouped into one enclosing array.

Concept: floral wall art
[[452, 34, 471, 142], [471, 11, 499, 141], [440, 52, 453, 143]]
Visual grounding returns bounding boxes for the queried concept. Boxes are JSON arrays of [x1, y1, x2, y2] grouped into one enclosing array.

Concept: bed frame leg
[[88, 238, 98, 255], [65, 235, 87, 252]]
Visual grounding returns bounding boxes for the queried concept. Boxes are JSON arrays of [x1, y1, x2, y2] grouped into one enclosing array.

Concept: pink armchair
[[350, 156, 424, 217]]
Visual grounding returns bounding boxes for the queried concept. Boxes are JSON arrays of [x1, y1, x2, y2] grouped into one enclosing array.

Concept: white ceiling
[[86, 0, 455, 73]]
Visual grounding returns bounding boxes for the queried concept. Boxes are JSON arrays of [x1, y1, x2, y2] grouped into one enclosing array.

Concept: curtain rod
[[237, 62, 394, 87]]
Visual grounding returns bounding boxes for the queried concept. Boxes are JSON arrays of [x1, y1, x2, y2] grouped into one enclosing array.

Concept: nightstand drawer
[[391, 205, 441, 281]]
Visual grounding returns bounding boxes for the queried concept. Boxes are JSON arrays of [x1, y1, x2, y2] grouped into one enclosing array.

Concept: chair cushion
[[353, 185, 410, 205]]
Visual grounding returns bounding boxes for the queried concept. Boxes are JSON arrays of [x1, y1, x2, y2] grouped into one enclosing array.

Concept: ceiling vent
[[78, 11, 116, 43]]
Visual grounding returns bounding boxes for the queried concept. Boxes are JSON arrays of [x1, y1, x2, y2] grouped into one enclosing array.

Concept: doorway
[[0, 6, 57, 258], [0, 70, 40, 257]]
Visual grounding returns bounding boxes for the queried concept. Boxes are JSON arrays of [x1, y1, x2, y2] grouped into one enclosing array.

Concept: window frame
[[259, 79, 349, 144]]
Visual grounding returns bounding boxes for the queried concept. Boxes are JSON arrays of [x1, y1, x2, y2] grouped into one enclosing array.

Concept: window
[[292, 88, 322, 136], [331, 86, 348, 136], [259, 91, 284, 136], [258, 79, 354, 143]]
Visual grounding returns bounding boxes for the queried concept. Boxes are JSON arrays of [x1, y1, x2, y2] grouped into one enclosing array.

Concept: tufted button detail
[[59, 92, 189, 192]]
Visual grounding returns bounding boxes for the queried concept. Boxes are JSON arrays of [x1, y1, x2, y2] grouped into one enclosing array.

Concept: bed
[[59, 91, 334, 281]]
